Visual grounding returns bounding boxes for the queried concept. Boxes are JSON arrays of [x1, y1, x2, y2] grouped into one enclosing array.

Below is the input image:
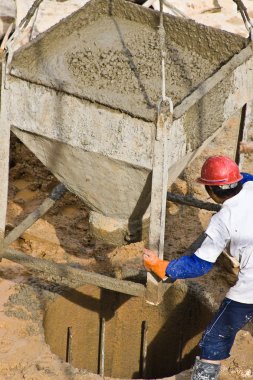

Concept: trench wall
[[44, 281, 213, 379]]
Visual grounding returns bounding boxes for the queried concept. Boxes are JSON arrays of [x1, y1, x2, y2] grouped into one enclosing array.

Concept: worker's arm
[[166, 251, 214, 281], [144, 243, 214, 281], [240, 172, 253, 184], [144, 209, 230, 281]]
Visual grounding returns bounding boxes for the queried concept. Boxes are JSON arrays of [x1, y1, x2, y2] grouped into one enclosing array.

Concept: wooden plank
[[146, 110, 172, 304], [4, 183, 66, 247], [148, 112, 170, 258], [3, 248, 146, 297], [235, 102, 253, 169], [235, 104, 247, 165], [0, 56, 11, 250], [174, 44, 253, 120]]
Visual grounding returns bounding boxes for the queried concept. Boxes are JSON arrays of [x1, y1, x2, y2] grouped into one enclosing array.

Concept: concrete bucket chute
[[1, 0, 252, 247]]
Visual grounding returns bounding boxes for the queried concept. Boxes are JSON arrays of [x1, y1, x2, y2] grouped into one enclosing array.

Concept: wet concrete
[[11, 0, 246, 121]]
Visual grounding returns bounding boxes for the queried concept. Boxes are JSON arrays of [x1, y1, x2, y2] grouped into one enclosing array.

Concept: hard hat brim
[[196, 173, 243, 186]]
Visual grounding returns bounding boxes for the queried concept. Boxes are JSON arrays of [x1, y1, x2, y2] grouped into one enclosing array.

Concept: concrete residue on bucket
[[6, 0, 253, 251], [43, 281, 213, 379], [10, 0, 246, 121]]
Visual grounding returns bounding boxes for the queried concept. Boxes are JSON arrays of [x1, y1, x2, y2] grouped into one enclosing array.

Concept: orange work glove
[[143, 248, 169, 280]]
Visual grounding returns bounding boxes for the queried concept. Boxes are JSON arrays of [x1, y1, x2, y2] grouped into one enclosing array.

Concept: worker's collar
[[222, 181, 253, 206]]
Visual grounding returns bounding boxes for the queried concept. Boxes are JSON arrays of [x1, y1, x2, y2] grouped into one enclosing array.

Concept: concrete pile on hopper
[[1, 0, 253, 245]]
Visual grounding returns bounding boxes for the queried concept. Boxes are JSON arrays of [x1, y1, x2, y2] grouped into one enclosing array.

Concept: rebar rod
[[66, 326, 73, 363], [98, 317, 106, 376], [140, 320, 148, 377]]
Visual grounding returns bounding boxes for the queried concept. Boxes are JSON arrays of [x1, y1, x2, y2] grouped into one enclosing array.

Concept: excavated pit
[[44, 281, 214, 379]]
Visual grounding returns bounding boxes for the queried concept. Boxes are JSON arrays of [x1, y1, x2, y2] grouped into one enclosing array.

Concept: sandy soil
[[2, 113, 253, 380], [2, 1, 253, 380]]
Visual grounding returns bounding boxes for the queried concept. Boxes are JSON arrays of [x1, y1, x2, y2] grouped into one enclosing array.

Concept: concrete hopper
[[1, 0, 253, 245]]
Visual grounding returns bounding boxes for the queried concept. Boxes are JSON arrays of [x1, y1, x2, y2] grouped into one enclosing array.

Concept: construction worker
[[143, 155, 253, 380]]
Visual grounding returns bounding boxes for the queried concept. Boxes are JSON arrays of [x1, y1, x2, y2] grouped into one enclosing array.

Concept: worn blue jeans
[[199, 298, 253, 360]]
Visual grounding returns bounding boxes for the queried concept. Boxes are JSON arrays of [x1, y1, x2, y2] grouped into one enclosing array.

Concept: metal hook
[[157, 96, 174, 116]]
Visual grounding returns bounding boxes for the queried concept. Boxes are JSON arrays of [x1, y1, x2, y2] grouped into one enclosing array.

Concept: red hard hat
[[197, 156, 243, 186]]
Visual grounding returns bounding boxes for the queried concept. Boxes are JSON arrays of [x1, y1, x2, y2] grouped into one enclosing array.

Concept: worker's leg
[[191, 298, 253, 380]]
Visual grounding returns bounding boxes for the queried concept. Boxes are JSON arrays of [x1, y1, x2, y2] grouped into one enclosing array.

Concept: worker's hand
[[240, 141, 253, 154], [143, 248, 169, 279], [143, 248, 159, 270]]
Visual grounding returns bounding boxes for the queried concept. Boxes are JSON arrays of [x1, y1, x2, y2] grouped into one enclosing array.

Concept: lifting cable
[[3, 0, 44, 78], [148, 0, 173, 266], [143, 0, 187, 19], [157, 0, 173, 114], [233, 0, 253, 40], [159, 0, 166, 102], [18, 0, 44, 30]]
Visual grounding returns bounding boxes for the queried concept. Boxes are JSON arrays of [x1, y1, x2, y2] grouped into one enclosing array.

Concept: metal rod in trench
[[66, 326, 73, 364], [140, 320, 148, 378], [98, 317, 105, 376]]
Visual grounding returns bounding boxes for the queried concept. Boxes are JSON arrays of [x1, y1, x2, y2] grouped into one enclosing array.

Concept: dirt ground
[[1, 113, 253, 380], [2, 1, 253, 379]]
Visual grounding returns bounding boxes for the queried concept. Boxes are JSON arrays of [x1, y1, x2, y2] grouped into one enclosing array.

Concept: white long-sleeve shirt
[[195, 181, 253, 303]]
